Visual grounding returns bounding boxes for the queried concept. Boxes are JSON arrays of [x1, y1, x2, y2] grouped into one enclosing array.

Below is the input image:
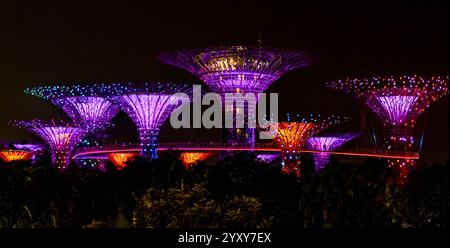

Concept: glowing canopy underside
[[10, 120, 88, 168], [24, 84, 130, 131], [0, 150, 32, 162], [56, 96, 119, 130], [158, 46, 314, 92], [306, 134, 360, 152], [326, 75, 449, 127], [118, 94, 175, 131], [180, 152, 212, 169], [108, 152, 136, 169]]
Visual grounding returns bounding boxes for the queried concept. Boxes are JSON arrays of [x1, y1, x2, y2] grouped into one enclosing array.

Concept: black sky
[[0, 0, 448, 163]]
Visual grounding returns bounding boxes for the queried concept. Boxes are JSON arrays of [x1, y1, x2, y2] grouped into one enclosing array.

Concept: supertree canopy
[[24, 84, 130, 132], [108, 152, 136, 170], [256, 153, 280, 163], [306, 133, 360, 172], [326, 75, 448, 182], [180, 152, 212, 169], [273, 114, 347, 177], [13, 143, 44, 152], [13, 143, 44, 160], [326, 75, 448, 151], [111, 82, 192, 159], [158, 46, 315, 146], [0, 150, 33, 163], [10, 120, 87, 170]]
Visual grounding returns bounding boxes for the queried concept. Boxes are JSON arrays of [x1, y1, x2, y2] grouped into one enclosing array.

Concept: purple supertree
[[158, 46, 314, 146], [306, 133, 360, 172], [256, 153, 280, 163], [13, 143, 45, 160], [24, 84, 130, 132], [326, 75, 448, 181], [13, 143, 44, 152], [111, 82, 192, 159], [10, 120, 87, 170], [326, 75, 448, 151]]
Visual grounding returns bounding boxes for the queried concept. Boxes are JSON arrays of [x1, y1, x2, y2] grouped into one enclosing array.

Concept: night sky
[[0, 0, 448, 164]]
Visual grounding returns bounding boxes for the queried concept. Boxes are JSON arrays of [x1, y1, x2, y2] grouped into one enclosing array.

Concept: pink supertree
[[10, 120, 87, 170], [111, 82, 192, 159], [326, 75, 448, 181], [158, 46, 315, 146], [306, 133, 360, 172]]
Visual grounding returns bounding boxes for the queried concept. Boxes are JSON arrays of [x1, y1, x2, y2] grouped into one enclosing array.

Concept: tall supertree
[[111, 82, 192, 159], [24, 84, 129, 132], [306, 133, 360, 172], [326, 75, 448, 179], [273, 114, 347, 177], [158, 46, 314, 146], [10, 120, 87, 170]]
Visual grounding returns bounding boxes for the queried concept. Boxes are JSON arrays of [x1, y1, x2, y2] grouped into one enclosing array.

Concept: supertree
[[108, 152, 136, 170], [180, 152, 212, 169], [0, 150, 32, 163], [256, 153, 279, 163], [273, 114, 347, 177], [111, 82, 192, 159], [13, 143, 44, 152], [24, 84, 129, 132], [326, 75, 448, 179], [13, 143, 45, 159], [158, 46, 314, 146], [10, 120, 88, 170], [306, 133, 360, 172]]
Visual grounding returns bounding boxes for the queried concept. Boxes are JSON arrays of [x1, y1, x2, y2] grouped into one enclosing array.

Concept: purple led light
[[376, 95, 417, 125], [25, 84, 130, 132], [13, 144, 44, 152], [120, 94, 173, 130], [56, 96, 118, 131], [10, 120, 87, 170], [256, 153, 279, 163], [112, 83, 192, 159], [326, 75, 449, 151], [159, 46, 314, 145], [13, 143, 45, 159], [159, 46, 314, 93], [307, 133, 359, 172]]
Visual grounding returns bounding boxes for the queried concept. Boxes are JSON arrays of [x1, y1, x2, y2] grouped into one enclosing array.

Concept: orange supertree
[[108, 152, 136, 170], [180, 152, 212, 169], [0, 150, 32, 163], [273, 114, 347, 177]]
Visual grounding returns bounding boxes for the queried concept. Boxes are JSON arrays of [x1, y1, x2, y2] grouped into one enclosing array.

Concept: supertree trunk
[[51, 149, 71, 170], [140, 129, 159, 159]]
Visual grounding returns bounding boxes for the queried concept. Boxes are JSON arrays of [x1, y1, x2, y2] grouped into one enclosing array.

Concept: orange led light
[[180, 152, 212, 169], [108, 152, 136, 170], [0, 150, 32, 163]]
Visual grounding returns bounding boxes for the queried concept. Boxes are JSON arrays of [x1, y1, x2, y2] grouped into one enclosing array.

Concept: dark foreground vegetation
[[0, 152, 447, 228]]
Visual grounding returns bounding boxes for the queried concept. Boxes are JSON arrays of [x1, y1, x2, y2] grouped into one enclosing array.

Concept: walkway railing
[[72, 142, 420, 160]]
